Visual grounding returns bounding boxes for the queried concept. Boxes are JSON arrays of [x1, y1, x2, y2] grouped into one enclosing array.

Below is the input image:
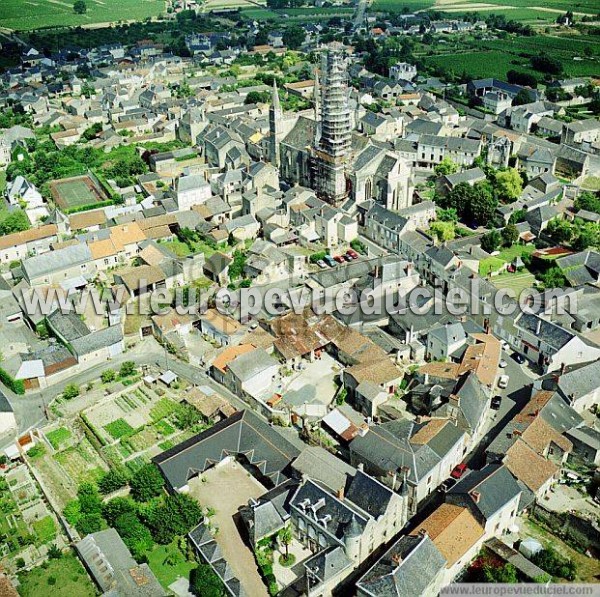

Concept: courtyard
[[188, 459, 269, 597]]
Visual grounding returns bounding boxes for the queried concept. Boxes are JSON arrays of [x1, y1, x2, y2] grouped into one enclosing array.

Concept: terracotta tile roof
[[212, 343, 256, 373], [89, 238, 118, 260], [109, 222, 146, 250], [459, 333, 501, 387], [504, 439, 559, 493], [139, 244, 166, 267], [0, 224, 58, 250], [515, 390, 554, 423], [410, 503, 484, 567], [69, 209, 107, 231], [520, 417, 572, 456], [346, 358, 401, 386], [201, 308, 242, 335], [419, 361, 460, 380], [410, 419, 449, 446]]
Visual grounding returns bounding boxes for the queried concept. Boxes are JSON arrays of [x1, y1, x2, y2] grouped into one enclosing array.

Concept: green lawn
[[32, 515, 57, 545], [491, 271, 537, 295], [147, 541, 196, 590], [160, 240, 191, 257], [497, 244, 536, 263], [17, 552, 96, 597], [0, 0, 164, 31]]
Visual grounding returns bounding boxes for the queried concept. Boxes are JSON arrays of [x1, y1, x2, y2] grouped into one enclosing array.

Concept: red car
[[450, 463, 467, 479], [334, 255, 345, 263], [347, 249, 359, 259]]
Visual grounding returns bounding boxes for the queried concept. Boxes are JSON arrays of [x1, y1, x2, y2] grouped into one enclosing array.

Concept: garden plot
[[82, 382, 204, 471]]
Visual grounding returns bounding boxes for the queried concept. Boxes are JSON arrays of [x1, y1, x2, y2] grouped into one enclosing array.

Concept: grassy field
[[424, 50, 534, 80], [17, 552, 96, 597], [0, 0, 165, 31], [147, 541, 196, 590], [240, 6, 353, 20]]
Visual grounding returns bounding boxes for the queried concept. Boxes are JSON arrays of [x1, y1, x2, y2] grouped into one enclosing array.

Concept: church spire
[[272, 79, 281, 112]]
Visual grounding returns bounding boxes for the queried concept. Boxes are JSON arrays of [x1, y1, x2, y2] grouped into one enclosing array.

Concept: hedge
[[0, 367, 25, 395]]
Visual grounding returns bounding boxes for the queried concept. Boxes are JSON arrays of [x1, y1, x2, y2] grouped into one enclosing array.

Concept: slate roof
[[291, 446, 356, 493], [515, 313, 573, 350], [356, 534, 446, 597], [227, 348, 277, 382], [447, 464, 521, 521], [22, 243, 92, 280], [556, 359, 600, 402], [153, 410, 300, 490], [70, 325, 123, 356], [345, 469, 395, 520]]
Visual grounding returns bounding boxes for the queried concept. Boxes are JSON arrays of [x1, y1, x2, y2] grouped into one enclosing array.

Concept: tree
[[130, 464, 164, 502], [283, 26, 305, 50], [245, 91, 271, 105], [430, 221, 455, 242], [483, 563, 518, 583], [82, 122, 102, 141], [434, 157, 458, 176], [48, 544, 62, 560], [278, 525, 293, 558], [466, 181, 497, 223], [495, 168, 523, 201], [481, 229, 501, 253], [101, 369, 116, 383], [532, 548, 577, 580], [119, 361, 136, 378], [98, 468, 129, 495], [62, 383, 80, 399], [77, 512, 104, 535], [102, 497, 137, 526], [513, 89, 534, 106], [437, 207, 458, 222], [573, 222, 600, 250], [546, 219, 573, 244], [575, 191, 600, 214], [0, 210, 30, 236], [539, 267, 568, 290], [190, 564, 226, 597], [73, 0, 87, 13], [114, 512, 153, 560], [147, 493, 203, 544], [502, 223, 519, 247]]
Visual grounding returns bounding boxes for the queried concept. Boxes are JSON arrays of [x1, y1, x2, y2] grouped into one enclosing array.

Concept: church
[[273, 43, 414, 211]]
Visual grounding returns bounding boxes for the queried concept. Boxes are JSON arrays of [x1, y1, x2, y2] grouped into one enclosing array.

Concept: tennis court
[[49, 174, 109, 211]]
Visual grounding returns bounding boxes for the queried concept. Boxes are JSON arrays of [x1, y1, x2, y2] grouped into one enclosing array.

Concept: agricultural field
[[240, 5, 354, 20], [0, 0, 165, 31], [422, 31, 600, 81], [373, 0, 599, 16]]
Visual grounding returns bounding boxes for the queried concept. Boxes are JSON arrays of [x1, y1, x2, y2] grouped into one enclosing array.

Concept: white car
[[499, 360, 507, 368], [501, 341, 510, 352], [498, 374, 509, 389]]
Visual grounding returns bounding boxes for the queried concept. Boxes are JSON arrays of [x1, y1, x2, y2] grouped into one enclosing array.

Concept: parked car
[[501, 341, 510, 352], [347, 249, 359, 259], [343, 254, 352, 262], [512, 352, 525, 364], [491, 395, 502, 410], [499, 360, 507, 368], [324, 255, 336, 267], [438, 478, 457, 492], [451, 464, 468, 479], [498, 374, 509, 389], [317, 259, 328, 269], [334, 255, 344, 263]]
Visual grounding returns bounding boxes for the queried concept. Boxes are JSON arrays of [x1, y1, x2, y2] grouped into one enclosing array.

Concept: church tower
[[313, 43, 352, 205], [269, 80, 282, 169]]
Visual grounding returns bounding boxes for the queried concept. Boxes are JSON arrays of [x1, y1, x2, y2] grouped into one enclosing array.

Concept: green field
[[147, 541, 196, 590], [0, 0, 165, 31], [17, 552, 96, 597], [240, 6, 353, 20]]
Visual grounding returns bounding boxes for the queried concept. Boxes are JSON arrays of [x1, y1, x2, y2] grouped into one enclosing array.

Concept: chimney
[[559, 362, 566, 376], [391, 552, 402, 566], [470, 491, 481, 503], [536, 317, 542, 336], [358, 462, 364, 472], [337, 487, 344, 501], [484, 318, 490, 334]]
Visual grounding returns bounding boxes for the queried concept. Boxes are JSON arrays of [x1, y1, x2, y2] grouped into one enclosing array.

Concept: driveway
[[188, 460, 268, 597]]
